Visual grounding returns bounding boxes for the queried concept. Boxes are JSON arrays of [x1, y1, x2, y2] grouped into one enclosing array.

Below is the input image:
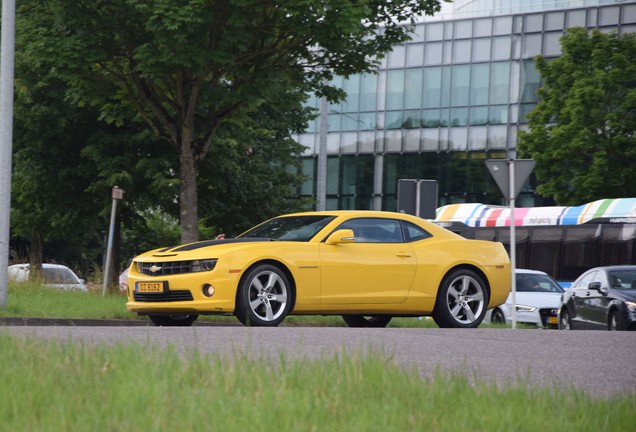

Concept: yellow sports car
[[125, 211, 510, 328]]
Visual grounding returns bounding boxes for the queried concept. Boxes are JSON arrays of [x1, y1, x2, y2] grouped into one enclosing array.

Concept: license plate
[[136, 281, 166, 293], [548, 316, 558, 324]]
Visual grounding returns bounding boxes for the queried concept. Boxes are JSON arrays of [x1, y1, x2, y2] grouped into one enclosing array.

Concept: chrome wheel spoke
[[246, 270, 288, 322], [446, 275, 484, 325]]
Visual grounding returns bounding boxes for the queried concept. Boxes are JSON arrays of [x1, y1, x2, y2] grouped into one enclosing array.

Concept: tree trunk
[[180, 144, 199, 244], [29, 230, 43, 281]]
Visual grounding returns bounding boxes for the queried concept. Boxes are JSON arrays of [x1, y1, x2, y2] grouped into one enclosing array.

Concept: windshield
[[43, 267, 78, 284], [608, 270, 636, 289], [516, 273, 563, 293], [239, 215, 335, 241]]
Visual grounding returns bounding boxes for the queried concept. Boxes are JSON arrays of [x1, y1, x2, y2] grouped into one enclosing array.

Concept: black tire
[[559, 308, 573, 330], [432, 268, 488, 328], [235, 264, 292, 327], [149, 314, 198, 327], [608, 309, 624, 331], [491, 308, 506, 324], [341, 315, 392, 328]]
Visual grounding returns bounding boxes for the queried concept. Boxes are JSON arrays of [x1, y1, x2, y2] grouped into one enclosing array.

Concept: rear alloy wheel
[[491, 308, 505, 324], [432, 269, 488, 328], [235, 264, 292, 327], [559, 309, 572, 330], [342, 315, 392, 328], [149, 315, 198, 327]]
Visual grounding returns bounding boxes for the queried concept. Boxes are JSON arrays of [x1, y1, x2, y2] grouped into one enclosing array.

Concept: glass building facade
[[292, 1, 636, 211]]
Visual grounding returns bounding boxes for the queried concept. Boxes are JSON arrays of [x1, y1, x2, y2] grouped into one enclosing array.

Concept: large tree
[[23, 0, 445, 243], [518, 28, 636, 205]]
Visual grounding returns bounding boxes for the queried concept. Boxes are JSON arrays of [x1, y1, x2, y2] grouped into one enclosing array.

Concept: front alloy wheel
[[235, 264, 292, 327], [608, 310, 625, 331], [559, 309, 572, 330], [432, 269, 488, 328]]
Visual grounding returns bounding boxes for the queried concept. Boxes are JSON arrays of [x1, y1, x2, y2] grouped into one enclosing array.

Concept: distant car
[[119, 268, 129, 292], [126, 210, 511, 327], [7, 263, 87, 291], [119, 257, 134, 292], [483, 269, 563, 328], [558, 265, 636, 331]]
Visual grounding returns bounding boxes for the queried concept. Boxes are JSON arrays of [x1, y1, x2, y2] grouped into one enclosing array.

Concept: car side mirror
[[325, 229, 355, 245], [588, 281, 609, 295]]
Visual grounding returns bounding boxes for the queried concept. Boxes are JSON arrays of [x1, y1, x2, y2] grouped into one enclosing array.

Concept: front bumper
[[125, 266, 241, 315]]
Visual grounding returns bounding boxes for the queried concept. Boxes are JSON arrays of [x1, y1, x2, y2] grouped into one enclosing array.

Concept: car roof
[[515, 268, 548, 275], [9, 263, 72, 270], [592, 265, 636, 271]]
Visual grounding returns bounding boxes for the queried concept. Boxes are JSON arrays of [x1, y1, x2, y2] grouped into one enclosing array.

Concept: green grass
[[1, 333, 634, 431], [0, 282, 138, 320]]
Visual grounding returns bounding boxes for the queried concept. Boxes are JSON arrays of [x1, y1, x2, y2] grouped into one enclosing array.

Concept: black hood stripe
[[169, 238, 274, 252]]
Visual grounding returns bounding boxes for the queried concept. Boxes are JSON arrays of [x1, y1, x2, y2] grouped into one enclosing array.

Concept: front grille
[[138, 261, 196, 276], [134, 291, 194, 302], [539, 308, 559, 327]]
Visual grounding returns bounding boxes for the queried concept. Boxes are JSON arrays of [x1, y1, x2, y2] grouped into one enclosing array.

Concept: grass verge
[[1, 333, 634, 431], [0, 282, 444, 327]]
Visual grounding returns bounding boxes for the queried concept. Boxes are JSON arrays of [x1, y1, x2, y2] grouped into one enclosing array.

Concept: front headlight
[[626, 301, 636, 313], [191, 259, 217, 273], [516, 304, 537, 313]]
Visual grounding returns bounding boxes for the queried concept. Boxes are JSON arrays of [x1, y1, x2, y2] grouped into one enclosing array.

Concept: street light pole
[[0, 0, 16, 308], [102, 186, 124, 296]]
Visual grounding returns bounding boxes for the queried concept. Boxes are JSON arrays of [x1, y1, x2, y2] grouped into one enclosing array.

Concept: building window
[[386, 70, 405, 110], [471, 63, 490, 106], [359, 74, 377, 112], [490, 62, 511, 105], [492, 36, 512, 61], [424, 42, 443, 66], [452, 39, 472, 63], [472, 38, 492, 62], [423, 67, 442, 108], [451, 65, 470, 106], [520, 60, 540, 104], [425, 22, 444, 41], [405, 69, 423, 109]]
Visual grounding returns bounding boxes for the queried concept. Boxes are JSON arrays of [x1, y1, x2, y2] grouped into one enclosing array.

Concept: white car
[[8, 263, 87, 291], [483, 269, 564, 328]]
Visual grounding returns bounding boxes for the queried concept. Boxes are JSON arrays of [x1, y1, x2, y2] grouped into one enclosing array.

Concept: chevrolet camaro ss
[[125, 211, 511, 328]]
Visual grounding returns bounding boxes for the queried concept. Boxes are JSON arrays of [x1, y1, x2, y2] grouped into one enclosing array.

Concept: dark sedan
[[558, 265, 636, 331]]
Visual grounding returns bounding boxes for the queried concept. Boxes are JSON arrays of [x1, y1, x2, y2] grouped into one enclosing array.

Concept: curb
[[0, 317, 231, 327]]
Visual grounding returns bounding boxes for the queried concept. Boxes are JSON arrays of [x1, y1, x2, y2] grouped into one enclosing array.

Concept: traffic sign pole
[[486, 159, 535, 329], [509, 161, 517, 329]]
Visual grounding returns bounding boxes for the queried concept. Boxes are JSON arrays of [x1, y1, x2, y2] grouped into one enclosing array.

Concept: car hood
[[138, 238, 281, 260], [505, 291, 561, 308]]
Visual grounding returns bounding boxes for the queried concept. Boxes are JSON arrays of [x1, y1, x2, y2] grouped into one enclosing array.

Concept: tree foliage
[[518, 28, 636, 205], [12, 1, 320, 273], [22, 0, 446, 242]]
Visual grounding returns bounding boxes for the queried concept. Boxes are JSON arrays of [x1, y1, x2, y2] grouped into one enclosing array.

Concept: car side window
[[402, 221, 432, 242], [337, 218, 404, 243], [576, 271, 600, 289]]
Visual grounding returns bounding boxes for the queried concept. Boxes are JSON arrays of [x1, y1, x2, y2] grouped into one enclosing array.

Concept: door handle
[[396, 252, 412, 258]]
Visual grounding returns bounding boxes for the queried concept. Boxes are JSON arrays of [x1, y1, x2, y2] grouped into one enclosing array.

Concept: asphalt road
[[3, 324, 635, 398]]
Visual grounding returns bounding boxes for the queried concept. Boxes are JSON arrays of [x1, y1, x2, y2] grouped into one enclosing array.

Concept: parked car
[[483, 269, 563, 328], [126, 210, 511, 327], [7, 263, 87, 291], [558, 265, 636, 331]]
